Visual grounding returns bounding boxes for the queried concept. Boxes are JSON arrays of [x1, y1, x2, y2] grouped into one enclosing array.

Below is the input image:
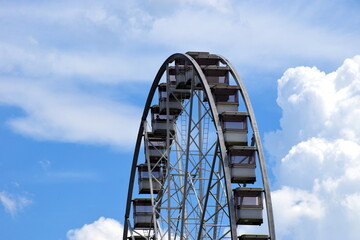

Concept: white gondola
[[151, 105, 176, 136], [204, 65, 230, 85], [174, 59, 187, 89], [212, 85, 239, 114], [179, 59, 202, 89], [184, 65, 202, 89], [168, 66, 177, 86], [172, 61, 202, 89], [132, 198, 158, 229], [220, 112, 248, 146], [229, 146, 256, 183], [186, 51, 221, 68], [234, 188, 263, 225], [158, 84, 183, 115], [146, 134, 168, 163], [238, 235, 269, 240], [138, 164, 163, 194]]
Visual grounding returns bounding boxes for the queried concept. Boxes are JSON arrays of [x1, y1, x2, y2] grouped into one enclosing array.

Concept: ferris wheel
[[123, 52, 276, 240]]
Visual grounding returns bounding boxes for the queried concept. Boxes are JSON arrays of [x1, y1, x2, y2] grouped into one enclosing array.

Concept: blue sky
[[1, 0, 360, 239]]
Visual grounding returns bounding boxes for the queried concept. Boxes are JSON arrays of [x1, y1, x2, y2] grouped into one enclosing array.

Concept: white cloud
[[0, 191, 32, 217], [67, 217, 123, 240], [341, 193, 360, 211], [146, 1, 360, 68], [38, 159, 51, 170], [0, 42, 158, 83], [177, 0, 232, 12], [0, 78, 141, 149], [272, 186, 324, 237], [277, 138, 360, 190], [265, 55, 360, 159], [1, 0, 359, 81], [272, 138, 360, 239], [266, 55, 360, 239]]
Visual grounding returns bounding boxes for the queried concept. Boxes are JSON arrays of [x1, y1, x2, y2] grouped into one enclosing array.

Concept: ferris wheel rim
[[123, 52, 275, 240]]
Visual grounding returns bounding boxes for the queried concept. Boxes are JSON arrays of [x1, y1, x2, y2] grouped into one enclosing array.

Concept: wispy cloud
[[0, 78, 141, 149], [0, 42, 159, 83], [36, 160, 101, 183], [0, 191, 32, 217], [1, 0, 359, 81]]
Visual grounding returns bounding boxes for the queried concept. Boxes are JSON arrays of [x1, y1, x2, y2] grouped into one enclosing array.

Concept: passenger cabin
[[133, 198, 157, 229], [171, 61, 202, 90], [220, 112, 248, 146], [151, 105, 176, 136], [238, 235, 269, 240], [183, 65, 202, 89], [168, 66, 177, 86], [145, 134, 168, 164], [229, 146, 257, 184], [234, 188, 263, 225], [211, 85, 239, 114], [172, 59, 187, 89], [158, 84, 184, 115], [186, 51, 221, 67], [204, 66, 230, 85], [137, 164, 163, 194]]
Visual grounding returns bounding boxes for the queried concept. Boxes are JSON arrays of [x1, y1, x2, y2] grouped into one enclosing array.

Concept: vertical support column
[[197, 77, 204, 206], [197, 141, 219, 240], [165, 63, 172, 240], [180, 70, 195, 240]]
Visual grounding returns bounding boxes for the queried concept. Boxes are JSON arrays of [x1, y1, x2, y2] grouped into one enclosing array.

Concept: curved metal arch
[[123, 53, 237, 240], [123, 52, 274, 240], [215, 54, 276, 240]]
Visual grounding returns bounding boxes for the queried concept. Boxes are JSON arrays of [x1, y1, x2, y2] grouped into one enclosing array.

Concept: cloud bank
[[266, 55, 360, 239], [1, 0, 359, 83], [1, 0, 359, 149]]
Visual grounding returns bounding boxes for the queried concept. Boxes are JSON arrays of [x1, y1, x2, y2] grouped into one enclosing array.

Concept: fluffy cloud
[[266, 56, 360, 159], [266, 56, 360, 239], [277, 138, 360, 190], [67, 217, 123, 240], [0, 191, 32, 217], [272, 187, 324, 238], [0, 78, 141, 149]]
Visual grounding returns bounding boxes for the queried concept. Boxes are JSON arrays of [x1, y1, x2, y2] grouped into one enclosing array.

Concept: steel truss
[[123, 52, 276, 240]]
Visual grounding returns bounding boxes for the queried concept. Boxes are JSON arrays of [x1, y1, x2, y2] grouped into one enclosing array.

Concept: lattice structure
[[123, 52, 276, 240]]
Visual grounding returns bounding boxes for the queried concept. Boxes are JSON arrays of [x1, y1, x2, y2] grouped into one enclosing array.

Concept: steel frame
[[123, 53, 276, 240]]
